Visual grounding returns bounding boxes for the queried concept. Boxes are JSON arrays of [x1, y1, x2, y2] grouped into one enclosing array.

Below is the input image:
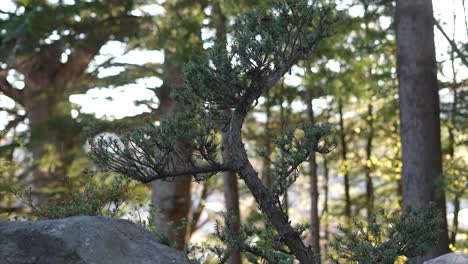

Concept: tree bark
[[305, 90, 321, 263], [395, 0, 450, 261], [1, 22, 117, 202], [18, 45, 95, 201], [338, 97, 351, 227]]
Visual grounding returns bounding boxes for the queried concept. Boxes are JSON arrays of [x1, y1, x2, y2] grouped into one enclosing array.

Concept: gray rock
[[0, 216, 195, 264], [423, 252, 468, 264]]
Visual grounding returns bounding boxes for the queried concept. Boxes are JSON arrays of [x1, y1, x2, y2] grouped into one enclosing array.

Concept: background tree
[[0, 0, 156, 202], [395, 0, 450, 262]]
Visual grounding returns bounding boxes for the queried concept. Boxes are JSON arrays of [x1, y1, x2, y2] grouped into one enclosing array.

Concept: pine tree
[[90, 1, 334, 262]]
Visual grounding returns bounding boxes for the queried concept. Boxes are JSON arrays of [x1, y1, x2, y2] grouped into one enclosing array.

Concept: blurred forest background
[[0, 0, 466, 263]]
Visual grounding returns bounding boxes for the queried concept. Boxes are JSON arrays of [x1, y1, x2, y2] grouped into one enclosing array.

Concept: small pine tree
[[89, 1, 333, 262], [330, 205, 443, 264]]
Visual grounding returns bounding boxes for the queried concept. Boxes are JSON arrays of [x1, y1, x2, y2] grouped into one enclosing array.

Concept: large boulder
[[0, 216, 196, 264], [423, 252, 468, 264]]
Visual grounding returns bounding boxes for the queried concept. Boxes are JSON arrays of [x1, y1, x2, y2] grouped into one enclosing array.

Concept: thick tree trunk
[[305, 90, 320, 263], [24, 91, 58, 192], [338, 97, 351, 226], [395, 0, 450, 261], [152, 64, 192, 250], [22, 63, 75, 202], [2, 38, 108, 203]]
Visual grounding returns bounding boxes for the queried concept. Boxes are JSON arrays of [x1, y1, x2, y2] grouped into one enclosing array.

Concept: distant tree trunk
[[448, 37, 460, 246], [187, 182, 209, 238], [152, 64, 192, 250], [322, 155, 329, 263], [263, 96, 273, 189], [305, 90, 320, 263], [362, 2, 374, 224], [280, 100, 289, 215], [213, 2, 242, 263], [450, 195, 460, 245], [395, 0, 450, 261], [23, 89, 61, 192], [364, 103, 374, 223], [15, 45, 99, 202], [448, 89, 460, 246], [338, 97, 351, 226]]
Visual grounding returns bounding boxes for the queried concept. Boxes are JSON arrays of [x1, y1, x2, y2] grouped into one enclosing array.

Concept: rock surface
[[423, 252, 468, 264], [0, 216, 195, 264]]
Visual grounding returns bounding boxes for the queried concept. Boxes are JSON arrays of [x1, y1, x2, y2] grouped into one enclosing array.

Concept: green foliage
[[258, 124, 335, 199], [0, 0, 142, 59], [10, 173, 131, 219], [129, 203, 176, 248], [192, 212, 308, 264], [330, 205, 443, 264], [183, 0, 333, 112]]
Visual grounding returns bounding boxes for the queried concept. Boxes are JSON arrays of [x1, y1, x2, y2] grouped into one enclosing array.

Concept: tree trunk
[[395, 0, 450, 261], [448, 38, 460, 247], [262, 96, 273, 189], [187, 182, 209, 238], [364, 103, 374, 224], [448, 90, 460, 247], [450, 196, 460, 245], [212, 2, 242, 263], [1, 36, 109, 203], [21, 55, 77, 202], [24, 90, 59, 193], [338, 97, 351, 226], [305, 90, 320, 263], [362, 2, 375, 224], [152, 64, 192, 250], [322, 156, 329, 263], [227, 114, 317, 264]]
